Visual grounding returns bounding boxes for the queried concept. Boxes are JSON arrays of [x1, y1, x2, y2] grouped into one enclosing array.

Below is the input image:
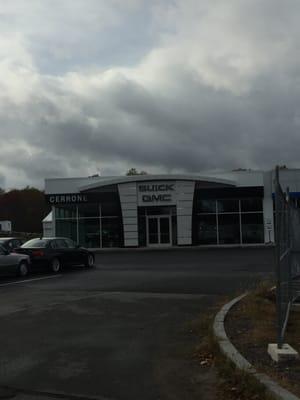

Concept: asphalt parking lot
[[0, 247, 275, 400]]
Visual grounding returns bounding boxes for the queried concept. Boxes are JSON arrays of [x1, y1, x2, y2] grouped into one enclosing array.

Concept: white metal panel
[[123, 232, 139, 239], [122, 209, 138, 218], [118, 183, 138, 246], [176, 181, 195, 245]]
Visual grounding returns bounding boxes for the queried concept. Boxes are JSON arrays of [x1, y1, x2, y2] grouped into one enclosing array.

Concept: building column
[[176, 181, 195, 245], [118, 183, 138, 247]]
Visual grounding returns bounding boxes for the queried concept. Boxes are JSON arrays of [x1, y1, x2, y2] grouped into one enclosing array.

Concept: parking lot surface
[[0, 247, 274, 400]]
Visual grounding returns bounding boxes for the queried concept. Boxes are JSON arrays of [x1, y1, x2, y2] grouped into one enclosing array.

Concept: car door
[[0, 245, 16, 275], [64, 238, 83, 265], [54, 239, 71, 266]]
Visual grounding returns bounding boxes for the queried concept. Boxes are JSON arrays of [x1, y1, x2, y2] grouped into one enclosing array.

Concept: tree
[[0, 187, 50, 233], [126, 168, 148, 176]]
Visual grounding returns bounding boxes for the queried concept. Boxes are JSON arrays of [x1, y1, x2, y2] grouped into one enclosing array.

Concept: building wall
[[45, 171, 285, 248]]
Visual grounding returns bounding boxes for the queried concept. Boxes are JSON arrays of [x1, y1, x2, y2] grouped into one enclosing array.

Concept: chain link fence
[[275, 166, 300, 348]]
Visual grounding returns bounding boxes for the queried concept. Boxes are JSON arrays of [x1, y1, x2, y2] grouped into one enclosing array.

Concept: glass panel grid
[[55, 204, 122, 247], [195, 198, 264, 245]]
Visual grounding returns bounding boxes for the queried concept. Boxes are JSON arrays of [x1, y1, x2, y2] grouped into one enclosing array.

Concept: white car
[[0, 244, 30, 277]]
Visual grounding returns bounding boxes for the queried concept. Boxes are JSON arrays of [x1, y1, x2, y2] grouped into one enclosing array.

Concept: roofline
[[79, 174, 237, 191]]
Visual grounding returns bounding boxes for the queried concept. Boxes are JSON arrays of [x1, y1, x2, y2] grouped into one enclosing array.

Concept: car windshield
[[22, 239, 49, 248]]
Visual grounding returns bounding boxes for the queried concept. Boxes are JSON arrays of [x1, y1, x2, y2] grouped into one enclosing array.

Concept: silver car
[[0, 244, 30, 277]]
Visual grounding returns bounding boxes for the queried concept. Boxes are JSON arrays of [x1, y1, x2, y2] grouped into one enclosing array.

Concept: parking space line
[[0, 275, 62, 287]]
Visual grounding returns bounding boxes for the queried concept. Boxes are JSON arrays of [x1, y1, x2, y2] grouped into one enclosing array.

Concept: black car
[[0, 237, 23, 253], [15, 237, 95, 273]]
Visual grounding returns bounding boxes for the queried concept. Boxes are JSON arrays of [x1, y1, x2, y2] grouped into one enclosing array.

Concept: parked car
[[0, 244, 30, 277], [0, 237, 23, 253], [15, 237, 95, 273]]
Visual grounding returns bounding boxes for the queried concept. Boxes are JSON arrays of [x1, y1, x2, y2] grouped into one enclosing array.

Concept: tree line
[[0, 187, 50, 233]]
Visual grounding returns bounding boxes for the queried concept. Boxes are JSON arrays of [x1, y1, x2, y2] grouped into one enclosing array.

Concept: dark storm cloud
[[1, 0, 300, 187]]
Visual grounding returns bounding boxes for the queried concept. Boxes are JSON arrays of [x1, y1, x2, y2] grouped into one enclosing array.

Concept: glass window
[[78, 203, 99, 218], [217, 199, 239, 213], [102, 218, 123, 247], [196, 214, 217, 244], [0, 245, 6, 255], [64, 238, 76, 248], [101, 201, 121, 217], [78, 219, 100, 248], [241, 213, 264, 243], [138, 216, 147, 246], [196, 199, 216, 214], [50, 240, 59, 249], [55, 205, 77, 219], [241, 198, 263, 212], [218, 214, 241, 244], [55, 239, 68, 248], [22, 239, 49, 248], [56, 220, 77, 243]]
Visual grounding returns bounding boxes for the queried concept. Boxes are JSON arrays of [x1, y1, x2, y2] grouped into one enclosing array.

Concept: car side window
[[50, 240, 58, 249], [56, 239, 68, 249], [13, 240, 20, 248], [65, 239, 75, 248], [0, 245, 5, 255]]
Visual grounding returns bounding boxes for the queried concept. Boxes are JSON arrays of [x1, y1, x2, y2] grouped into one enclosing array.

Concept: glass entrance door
[[147, 216, 172, 246]]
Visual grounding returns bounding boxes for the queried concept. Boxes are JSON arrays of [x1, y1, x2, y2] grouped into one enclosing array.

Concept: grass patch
[[190, 294, 276, 400], [226, 280, 300, 398]]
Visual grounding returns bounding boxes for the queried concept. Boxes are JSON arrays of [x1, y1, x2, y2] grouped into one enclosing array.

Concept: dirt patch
[[226, 284, 300, 397]]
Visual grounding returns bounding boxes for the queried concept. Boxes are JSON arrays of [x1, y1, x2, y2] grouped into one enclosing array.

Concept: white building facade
[[44, 169, 297, 248]]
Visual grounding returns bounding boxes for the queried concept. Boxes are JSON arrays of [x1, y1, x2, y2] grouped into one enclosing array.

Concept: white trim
[[79, 174, 236, 192]]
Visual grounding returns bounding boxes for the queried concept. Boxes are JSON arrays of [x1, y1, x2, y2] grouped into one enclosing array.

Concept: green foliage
[[0, 187, 50, 233], [126, 168, 148, 176]]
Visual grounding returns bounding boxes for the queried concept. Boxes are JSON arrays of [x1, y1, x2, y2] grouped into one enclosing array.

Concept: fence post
[[275, 166, 283, 348]]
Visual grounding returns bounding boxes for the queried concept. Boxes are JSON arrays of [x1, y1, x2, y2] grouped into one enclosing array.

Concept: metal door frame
[[146, 215, 172, 247]]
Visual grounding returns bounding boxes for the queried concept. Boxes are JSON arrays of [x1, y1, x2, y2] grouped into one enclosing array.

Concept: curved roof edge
[[79, 174, 236, 192]]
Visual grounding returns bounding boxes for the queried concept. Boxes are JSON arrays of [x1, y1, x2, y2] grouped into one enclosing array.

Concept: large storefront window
[[218, 214, 240, 244], [56, 219, 77, 242], [193, 196, 264, 245], [102, 218, 123, 247], [241, 213, 264, 243], [196, 214, 217, 244], [55, 199, 123, 247], [78, 218, 100, 248]]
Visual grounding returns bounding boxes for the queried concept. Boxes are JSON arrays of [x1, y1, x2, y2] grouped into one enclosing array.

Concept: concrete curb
[[90, 244, 273, 253], [213, 293, 300, 400]]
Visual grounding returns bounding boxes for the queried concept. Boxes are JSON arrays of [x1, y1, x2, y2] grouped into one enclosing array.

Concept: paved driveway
[[0, 247, 274, 400]]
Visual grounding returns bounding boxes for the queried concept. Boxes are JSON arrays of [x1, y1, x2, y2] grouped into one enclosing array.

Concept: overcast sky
[[1, 0, 300, 189]]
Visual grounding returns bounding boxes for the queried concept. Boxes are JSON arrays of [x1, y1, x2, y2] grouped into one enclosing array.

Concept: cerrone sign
[[137, 181, 176, 206], [46, 194, 88, 204]]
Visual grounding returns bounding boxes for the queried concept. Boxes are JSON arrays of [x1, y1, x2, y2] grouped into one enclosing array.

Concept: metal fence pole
[[275, 166, 282, 348]]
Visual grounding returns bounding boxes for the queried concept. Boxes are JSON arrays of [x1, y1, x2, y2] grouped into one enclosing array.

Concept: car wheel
[[85, 254, 94, 268], [17, 261, 29, 277], [50, 257, 61, 273]]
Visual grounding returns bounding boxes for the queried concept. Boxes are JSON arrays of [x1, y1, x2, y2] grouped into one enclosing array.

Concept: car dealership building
[[44, 169, 300, 248]]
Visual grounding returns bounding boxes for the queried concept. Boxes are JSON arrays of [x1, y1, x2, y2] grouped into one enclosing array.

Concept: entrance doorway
[[146, 215, 172, 246]]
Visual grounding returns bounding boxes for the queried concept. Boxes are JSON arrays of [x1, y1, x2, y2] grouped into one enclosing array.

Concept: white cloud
[[1, 0, 300, 188]]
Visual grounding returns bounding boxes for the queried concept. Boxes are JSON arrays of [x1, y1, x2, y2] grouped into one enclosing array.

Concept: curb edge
[[213, 293, 300, 400]]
